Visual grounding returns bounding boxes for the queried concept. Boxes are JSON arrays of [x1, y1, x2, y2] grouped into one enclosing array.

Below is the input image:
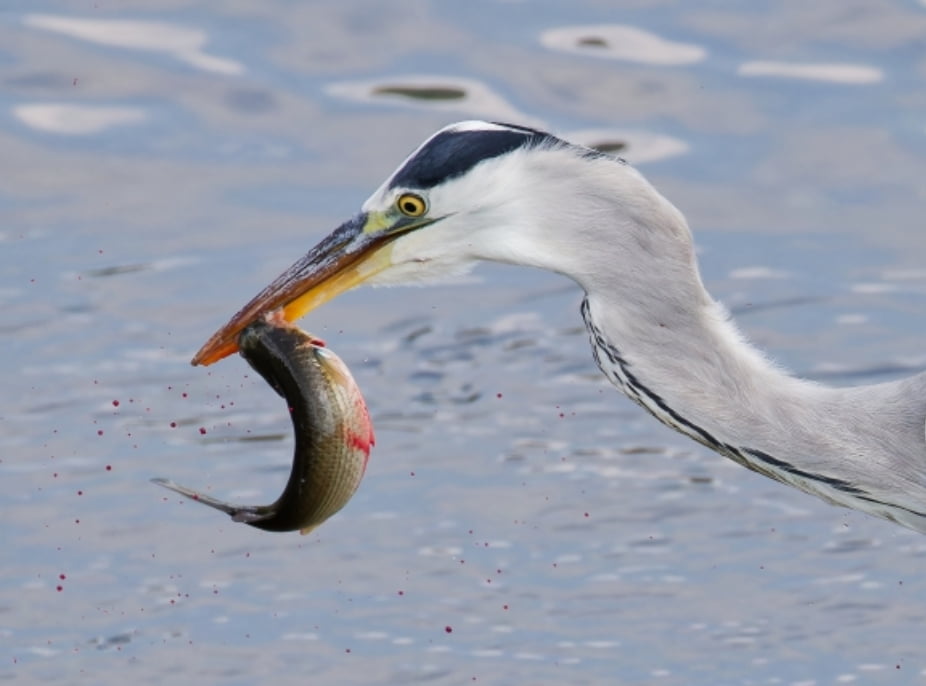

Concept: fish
[[153, 312, 375, 534]]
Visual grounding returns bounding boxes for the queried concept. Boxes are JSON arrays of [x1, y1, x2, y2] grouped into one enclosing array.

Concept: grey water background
[[4, 1, 926, 684]]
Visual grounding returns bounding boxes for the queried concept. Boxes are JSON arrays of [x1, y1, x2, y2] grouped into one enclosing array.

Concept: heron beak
[[191, 211, 433, 366]]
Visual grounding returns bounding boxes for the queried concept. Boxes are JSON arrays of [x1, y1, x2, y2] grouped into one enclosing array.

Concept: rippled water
[[4, 2, 926, 684]]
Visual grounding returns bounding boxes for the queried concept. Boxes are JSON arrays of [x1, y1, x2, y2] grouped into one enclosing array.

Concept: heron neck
[[580, 286, 813, 454], [561, 166, 837, 462], [500, 152, 926, 530], [581, 276, 926, 529]]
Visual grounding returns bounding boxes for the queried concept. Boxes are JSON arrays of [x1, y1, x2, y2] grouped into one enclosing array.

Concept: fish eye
[[396, 193, 427, 217]]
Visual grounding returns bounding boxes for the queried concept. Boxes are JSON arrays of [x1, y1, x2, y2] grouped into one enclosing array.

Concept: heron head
[[192, 120, 630, 365]]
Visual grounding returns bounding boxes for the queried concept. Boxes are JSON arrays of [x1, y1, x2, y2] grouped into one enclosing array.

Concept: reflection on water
[[372, 85, 467, 101], [587, 139, 625, 154], [4, 1, 926, 685]]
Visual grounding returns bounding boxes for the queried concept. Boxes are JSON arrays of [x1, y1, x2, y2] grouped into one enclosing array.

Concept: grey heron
[[192, 120, 926, 534]]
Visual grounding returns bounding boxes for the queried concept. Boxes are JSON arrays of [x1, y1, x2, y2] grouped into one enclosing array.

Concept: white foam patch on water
[[810, 572, 867, 586], [355, 630, 390, 640], [417, 545, 464, 557], [737, 61, 883, 84], [851, 282, 899, 294], [567, 128, 690, 164], [729, 266, 791, 280], [836, 314, 868, 325], [514, 651, 545, 660], [326, 75, 540, 126], [541, 24, 706, 65], [14, 104, 146, 135], [584, 639, 620, 648], [24, 14, 243, 75]]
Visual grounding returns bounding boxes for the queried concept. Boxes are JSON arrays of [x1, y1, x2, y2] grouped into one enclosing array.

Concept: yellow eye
[[396, 193, 427, 217]]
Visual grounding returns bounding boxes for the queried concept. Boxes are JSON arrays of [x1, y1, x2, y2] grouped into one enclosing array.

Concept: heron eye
[[397, 193, 427, 217]]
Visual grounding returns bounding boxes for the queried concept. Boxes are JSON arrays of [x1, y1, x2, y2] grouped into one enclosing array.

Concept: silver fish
[[154, 314, 374, 534]]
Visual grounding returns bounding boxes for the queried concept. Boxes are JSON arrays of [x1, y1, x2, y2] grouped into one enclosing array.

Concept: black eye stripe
[[388, 127, 555, 191]]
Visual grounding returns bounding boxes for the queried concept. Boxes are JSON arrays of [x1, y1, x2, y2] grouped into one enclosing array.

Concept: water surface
[[4, 2, 926, 684]]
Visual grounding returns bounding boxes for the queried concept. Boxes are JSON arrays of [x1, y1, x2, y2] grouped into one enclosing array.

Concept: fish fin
[[152, 477, 258, 521], [299, 524, 318, 535]]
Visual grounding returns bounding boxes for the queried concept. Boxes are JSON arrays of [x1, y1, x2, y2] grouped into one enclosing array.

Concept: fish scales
[[153, 314, 374, 535]]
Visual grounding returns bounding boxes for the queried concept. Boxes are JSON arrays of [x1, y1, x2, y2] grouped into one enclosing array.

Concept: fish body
[[154, 315, 374, 534]]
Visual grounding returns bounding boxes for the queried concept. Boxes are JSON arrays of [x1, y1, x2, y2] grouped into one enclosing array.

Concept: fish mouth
[[191, 211, 436, 366]]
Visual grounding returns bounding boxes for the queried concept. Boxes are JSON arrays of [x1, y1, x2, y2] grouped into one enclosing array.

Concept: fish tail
[[152, 477, 250, 519]]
